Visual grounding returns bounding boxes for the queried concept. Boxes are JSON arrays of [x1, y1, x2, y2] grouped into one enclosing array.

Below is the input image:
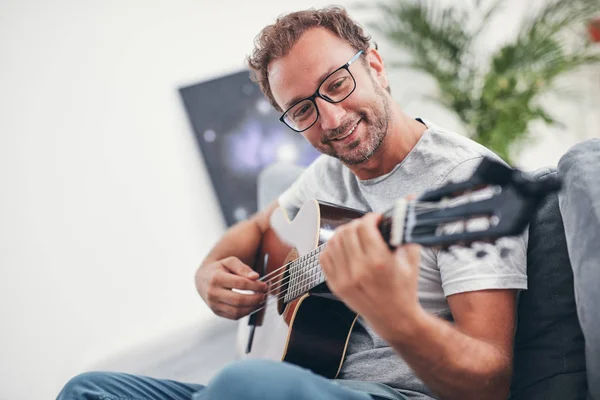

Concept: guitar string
[[249, 221, 492, 315], [257, 220, 438, 307], [250, 259, 339, 316], [252, 246, 325, 298], [249, 220, 485, 318], [255, 269, 325, 315], [248, 192, 495, 316], [255, 215, 427, 313], [249, 278, 319, 317], [256, 246, 320, 284], [258, 204, 486, 302], [254, 193, 490, 304], [262, 250, 325, 299], [256, 201, 472, 298], [255, 201, 450, 287]]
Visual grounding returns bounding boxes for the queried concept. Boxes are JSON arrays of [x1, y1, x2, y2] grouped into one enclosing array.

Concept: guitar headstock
[[381, 158, 562, 249]]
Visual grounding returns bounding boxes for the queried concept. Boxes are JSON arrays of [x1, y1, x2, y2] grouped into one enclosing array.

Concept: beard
[[318, 84, 390, 165]]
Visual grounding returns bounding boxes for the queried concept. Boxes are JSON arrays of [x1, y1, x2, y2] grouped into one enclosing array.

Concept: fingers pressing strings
[[256, 199, 442, 287], [251, 199, 455, 316]]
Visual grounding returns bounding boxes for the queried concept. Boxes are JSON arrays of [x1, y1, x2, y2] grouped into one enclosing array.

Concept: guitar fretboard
[[284, 245, 326, 302]]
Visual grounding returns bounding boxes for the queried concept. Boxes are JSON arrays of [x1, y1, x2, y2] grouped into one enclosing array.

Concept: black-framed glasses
[[279, 50, 364, 132]]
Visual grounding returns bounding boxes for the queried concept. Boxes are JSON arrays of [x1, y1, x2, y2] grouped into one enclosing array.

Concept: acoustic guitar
[[238, 157, 561, 379]]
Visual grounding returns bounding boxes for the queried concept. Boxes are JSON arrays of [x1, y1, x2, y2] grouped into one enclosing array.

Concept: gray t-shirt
[[278, 119, 528, 399]]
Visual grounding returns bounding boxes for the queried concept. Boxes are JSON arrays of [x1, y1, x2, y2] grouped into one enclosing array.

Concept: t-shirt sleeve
[[434, 157, 528, 296], [278, 157, 325, 219]]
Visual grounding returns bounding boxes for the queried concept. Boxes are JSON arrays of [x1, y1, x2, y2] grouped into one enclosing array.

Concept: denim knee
[[57, 371, 120, 400], [206, 359, 307, 399]]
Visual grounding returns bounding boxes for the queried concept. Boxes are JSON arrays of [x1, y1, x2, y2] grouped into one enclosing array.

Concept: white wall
[[0, 1, 598, 399]]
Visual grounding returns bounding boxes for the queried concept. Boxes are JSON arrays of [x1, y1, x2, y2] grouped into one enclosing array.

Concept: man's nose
[[316, 97, 345, 131]]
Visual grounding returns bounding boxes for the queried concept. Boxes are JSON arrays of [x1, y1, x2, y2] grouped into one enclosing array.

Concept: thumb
[[221, 257, 259, 279]]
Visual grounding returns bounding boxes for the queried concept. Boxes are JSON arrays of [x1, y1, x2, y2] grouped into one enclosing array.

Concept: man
[[58, 6, 526, 400]]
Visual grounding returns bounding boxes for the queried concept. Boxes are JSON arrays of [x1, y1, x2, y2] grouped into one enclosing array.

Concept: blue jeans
[[57, 359, 406, 400]]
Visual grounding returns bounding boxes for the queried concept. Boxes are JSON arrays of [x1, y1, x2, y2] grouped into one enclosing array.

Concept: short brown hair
[[247, 6, 372, 112]]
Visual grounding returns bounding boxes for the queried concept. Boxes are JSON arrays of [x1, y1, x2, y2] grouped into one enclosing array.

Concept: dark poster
[[180, 70, 320, 226]]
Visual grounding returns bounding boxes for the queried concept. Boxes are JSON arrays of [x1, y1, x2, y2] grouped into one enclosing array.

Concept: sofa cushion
[[509, 168, 587, 399]]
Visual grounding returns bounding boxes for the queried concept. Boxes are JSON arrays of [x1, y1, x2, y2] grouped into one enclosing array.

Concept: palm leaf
[[364, 0, 600, 163]]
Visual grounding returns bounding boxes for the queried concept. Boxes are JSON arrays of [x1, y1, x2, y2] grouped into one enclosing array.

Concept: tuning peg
[[475, 250, 488, 259], [499, 247, 513, 258]]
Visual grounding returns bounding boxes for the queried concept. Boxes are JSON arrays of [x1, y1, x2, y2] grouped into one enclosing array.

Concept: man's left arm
[[319, 213, 520, 400]]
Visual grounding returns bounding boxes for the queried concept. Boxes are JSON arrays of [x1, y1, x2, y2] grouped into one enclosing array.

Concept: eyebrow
[[283, 65, 338, 110]]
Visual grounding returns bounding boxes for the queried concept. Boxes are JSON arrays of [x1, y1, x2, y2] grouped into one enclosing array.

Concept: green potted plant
[[365, 0, 600, 163]]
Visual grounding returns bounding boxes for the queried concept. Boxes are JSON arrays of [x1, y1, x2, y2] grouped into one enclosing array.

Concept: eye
[[293, 104, 312, 119], [329, 78, 346, 91]]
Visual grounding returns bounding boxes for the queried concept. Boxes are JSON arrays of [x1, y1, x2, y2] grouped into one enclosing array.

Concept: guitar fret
[[291, 261, 297, 299], [289, 258, 300, 302], [285, 245, 326, 302], [288, 262, 292, 298]]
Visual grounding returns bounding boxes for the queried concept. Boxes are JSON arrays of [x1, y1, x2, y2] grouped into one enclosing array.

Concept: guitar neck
[[284, 210, 403, 303], [274, 157, 562, 307]]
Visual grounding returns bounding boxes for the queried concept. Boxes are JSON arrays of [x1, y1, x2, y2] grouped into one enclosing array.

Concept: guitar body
[[238, 200, 365, 378]]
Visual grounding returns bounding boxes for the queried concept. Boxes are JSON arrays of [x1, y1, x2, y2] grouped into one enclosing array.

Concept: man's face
[[268, 28, 391, 165]]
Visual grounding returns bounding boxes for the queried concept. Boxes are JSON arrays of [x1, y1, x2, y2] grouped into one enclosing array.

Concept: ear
[[364, 48, 389, 91]]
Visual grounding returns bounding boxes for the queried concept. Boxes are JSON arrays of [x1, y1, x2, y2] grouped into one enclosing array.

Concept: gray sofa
[[254, 151, 591, 399], [510, 167, 586, 399], [558, 139, 600, 399]]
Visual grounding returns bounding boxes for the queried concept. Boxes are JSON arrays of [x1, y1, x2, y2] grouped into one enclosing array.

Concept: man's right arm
[[194, 201, 279, 320]]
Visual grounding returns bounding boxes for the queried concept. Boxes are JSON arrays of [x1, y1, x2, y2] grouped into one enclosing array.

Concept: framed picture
[[180, 70, 320, 226]]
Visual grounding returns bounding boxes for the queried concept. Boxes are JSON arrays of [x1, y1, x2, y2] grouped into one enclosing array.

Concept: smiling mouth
[[331, 118, 362, 141]]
